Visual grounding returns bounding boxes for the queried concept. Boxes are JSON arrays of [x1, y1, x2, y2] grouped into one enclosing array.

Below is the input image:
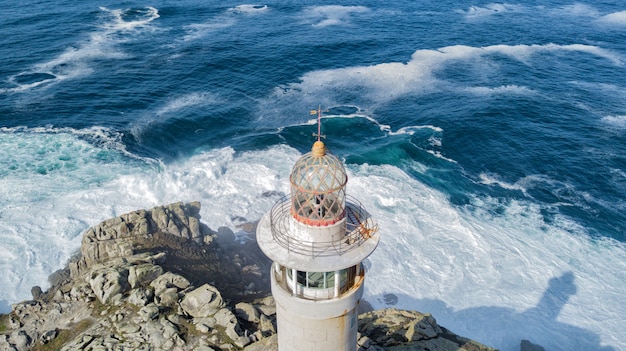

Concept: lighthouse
[[256, 107, 379, 351]]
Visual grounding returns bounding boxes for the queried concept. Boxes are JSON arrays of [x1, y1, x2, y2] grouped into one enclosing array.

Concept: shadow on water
[[366, 272, 614, 351]]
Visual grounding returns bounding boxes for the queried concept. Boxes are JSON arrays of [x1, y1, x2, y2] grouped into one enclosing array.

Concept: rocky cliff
[[0, 202, 497, 351]]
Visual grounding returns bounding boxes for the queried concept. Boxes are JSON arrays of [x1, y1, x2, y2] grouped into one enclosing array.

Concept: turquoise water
[[1, 2, 625, 350]]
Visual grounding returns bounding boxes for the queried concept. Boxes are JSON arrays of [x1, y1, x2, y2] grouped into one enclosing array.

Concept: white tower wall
[[271, 262, 363, 351]]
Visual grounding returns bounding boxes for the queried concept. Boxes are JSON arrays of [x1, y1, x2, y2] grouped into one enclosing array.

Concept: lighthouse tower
[[256, 108, 379, 351]]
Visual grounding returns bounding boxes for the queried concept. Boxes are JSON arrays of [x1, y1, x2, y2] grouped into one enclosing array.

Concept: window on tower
[[286, 266, 359, 299]]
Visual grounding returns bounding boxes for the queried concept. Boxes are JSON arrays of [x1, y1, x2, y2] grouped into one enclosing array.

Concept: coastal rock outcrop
[[0, 202, 497, 351], [357, 308, 497, 351], [69, 201, 212, 279]]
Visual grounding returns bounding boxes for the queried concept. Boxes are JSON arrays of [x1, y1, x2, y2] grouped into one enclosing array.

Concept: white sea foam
[[0, 128, 149, 310], [598, 10, 626, 26], [156, 92, 221, 116], [457, 3, 526, 20], [99, 6, 160, 32], [546, 5, 626, 28], [129, 92, 222, 141], [229, 5, 269, 14], [183, 4, 269, 42], [183, 20, 236, 41], [2, 7, 158, 94], [465, 84, 534, 95], [262, 43, 622, 120], [300, 112, 443, 153], [1, 130, 624, 350], [461, 3, 603, 21], [302, 5, 370, 27], [553, 4, 600, 18], [601, 115, 626, 129], [389, 125, 444, 135], [476, 173, 607, 214], [349, 164, 626, 351], [477, 172, 557, 194], [570, 81, 626, 97], [303, 110, 442, 136]]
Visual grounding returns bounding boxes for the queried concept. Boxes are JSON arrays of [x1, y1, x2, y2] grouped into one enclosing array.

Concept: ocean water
[[1, 1, 625, 350]]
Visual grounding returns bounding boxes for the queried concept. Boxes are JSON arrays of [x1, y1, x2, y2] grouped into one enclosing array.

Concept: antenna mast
[[317, 105, 321, 141], [312, 105, 325, 141]]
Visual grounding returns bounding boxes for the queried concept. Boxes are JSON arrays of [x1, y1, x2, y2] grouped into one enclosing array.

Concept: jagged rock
[[69, 202, 211, 279], [48, 268, 71, 290], [151, 202, 203, 241], [39, 329, 58, 344], [69, 282, 95, 302], [359, 308, 496, 351], [235, 336, 253, 349], [357, 333, 386, 351], [255, 296, 276, 317], [235, 302, 260, 323], [138, 303, 161, 322], [244, 334, 277, 351], [89, 266, 130, 304], [193, 316, 217, 334], [180, 284, 224, 318], [405, 313, 440, 341], [128, 287, 154, 307], [258, 314, 276, 336], [118, 323, 140, 334], [196, 346, 216, 351], [0, 335, 16, 351], [155, 287, 180, 307], [150, 272, 190, 297], [214, 308, 243, 343], [7, 314, 21, 330], [30, 286, 43, 301], [9, 330, 31, 351], [256, 303, 275, 317], [359, 308, 441, 346], [128, 263, 164, 289], [158, 316, 183, 348]]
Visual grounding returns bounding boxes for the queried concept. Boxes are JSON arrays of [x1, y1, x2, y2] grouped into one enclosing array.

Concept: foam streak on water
[[1, 6, 160, 95]]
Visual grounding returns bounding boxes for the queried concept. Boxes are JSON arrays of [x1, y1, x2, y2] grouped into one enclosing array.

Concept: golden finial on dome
[[312, 140, 326, 156], [311, 105, 327, 157]]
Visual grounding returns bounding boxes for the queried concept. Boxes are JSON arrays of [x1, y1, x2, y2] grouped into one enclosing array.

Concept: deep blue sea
[[1, 1, 625, 350]]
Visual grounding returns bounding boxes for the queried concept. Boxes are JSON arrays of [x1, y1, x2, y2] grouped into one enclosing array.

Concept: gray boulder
[[358, 308, 496, 351], [89, 266, 130, 304], [180, 284, 224, 318], [214, 308, 246, 346], [235, 302, 260, 323], [128, 287, 154, 307], [9, 330, 31, 351], [128, 263, 164, 289], [39, 329, 58, 345]]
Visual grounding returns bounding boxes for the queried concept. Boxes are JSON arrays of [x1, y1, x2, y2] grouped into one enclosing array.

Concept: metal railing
[[269, 195, 378, 257]]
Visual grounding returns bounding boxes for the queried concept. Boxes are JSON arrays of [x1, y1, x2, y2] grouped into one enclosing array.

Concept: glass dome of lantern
[[289, 140, 347, 226]]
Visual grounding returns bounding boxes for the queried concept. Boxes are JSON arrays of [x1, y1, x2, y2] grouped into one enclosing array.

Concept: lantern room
[[290, 140, 347, 226]]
